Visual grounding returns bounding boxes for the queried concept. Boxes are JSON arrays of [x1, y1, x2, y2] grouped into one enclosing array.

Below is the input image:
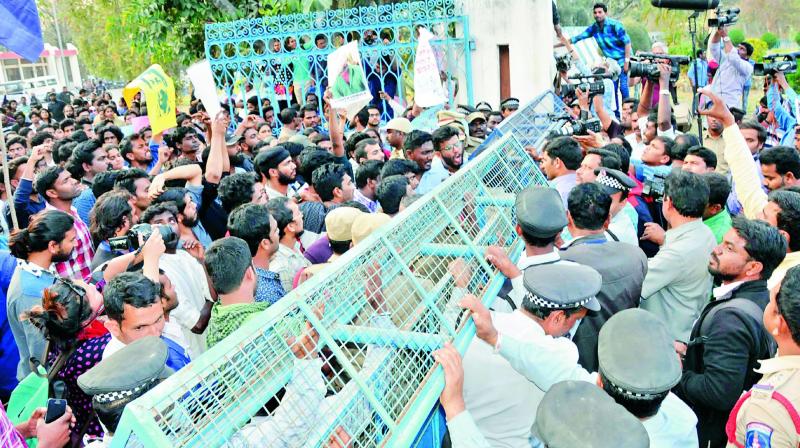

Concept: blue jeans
[[742, 85, 751, 112], [614, 70, 630, 119]]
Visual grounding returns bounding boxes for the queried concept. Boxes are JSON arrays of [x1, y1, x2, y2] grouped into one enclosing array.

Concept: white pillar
[[462, 0, 553, 107]]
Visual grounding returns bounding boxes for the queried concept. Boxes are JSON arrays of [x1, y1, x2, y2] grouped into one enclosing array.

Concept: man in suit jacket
[[560, 181, 648, 371], [673, 217, 784, 447]]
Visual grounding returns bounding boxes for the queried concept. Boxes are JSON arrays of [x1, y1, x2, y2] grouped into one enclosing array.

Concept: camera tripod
[[688, 11, 705, 145]]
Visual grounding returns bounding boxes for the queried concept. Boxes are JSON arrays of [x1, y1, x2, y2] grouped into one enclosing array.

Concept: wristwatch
[[722, 37, 731, 42]]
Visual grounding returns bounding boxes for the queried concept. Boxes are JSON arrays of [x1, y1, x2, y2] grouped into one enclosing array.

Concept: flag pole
[[0, 114, 19, 230]]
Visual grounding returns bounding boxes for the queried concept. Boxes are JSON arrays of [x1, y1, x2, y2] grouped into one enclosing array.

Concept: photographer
[[636, 63, 676, 141], [766, 72, 798, 148], [708, 26, 754, 110], [140, 202, 212, 359]]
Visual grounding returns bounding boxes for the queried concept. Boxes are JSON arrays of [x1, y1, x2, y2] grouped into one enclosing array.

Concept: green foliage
[[795, 31, 800, 47], [745, 38, 769, 62], [622, 20, 651, 53], [788, 71, 800, 93], [669, 43, 694, 57], [761, 32, 779, 49], [58, 0, 333, 81], [729, 29, 746, 46]]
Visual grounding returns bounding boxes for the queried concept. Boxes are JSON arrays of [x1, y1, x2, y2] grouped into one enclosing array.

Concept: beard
[[278, 171, 296, 186], [51, 248, 72, 263], [441, 155, 462, 171], [182, 214, 198, 228], [708, 254, 739, 284]]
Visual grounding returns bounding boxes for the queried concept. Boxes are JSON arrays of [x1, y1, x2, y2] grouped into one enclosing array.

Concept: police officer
[[535, 381, 650, 448], [78, 337, 173, 447], [726, 265, 800, 448], [594, 168, 640, 245], [456, 300, 699, 447], [484, 186, 572, 313], [435, 263, 603, 447], [454, 263, 602, 447], [500, 97, 520, 118], [475, 101, 492, 119]]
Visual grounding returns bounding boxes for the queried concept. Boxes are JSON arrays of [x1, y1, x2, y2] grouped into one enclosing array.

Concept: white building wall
[[462, 0, 553, 109]]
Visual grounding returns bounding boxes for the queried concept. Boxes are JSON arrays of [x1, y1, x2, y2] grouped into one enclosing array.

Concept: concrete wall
[[462, 0, 553, 109]]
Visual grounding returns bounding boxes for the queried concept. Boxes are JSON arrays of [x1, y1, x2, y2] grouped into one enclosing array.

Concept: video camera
[[108, 223, 178, 252], [708, 6, 740, 27], [642, 172, 668, 202], [560, 73, 608, 98], [629, 53, 690, 83], [555, 52, 572, 73], [754, 52, 800, 77], [548, 115, 603, 138]]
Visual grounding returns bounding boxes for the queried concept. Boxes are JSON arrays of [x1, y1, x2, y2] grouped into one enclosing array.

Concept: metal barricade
[[203, 0, 473, 127], [111, 131, 548, 447], [494, 90, 572, 150]]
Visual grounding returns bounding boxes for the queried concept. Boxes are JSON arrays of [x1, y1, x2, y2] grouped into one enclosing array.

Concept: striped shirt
[[0, 402, 26, 448], [46, 204, 95, 282], [570, 18, 630, 63]]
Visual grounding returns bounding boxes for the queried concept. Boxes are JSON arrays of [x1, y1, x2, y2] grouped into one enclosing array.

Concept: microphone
[[650, 0, 719, 9]]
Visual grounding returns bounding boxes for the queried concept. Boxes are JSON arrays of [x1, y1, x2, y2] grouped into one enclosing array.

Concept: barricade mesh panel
[[114, 95, 567, 447]]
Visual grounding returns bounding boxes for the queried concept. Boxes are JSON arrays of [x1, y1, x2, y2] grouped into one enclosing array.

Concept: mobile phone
[[44, 398, 67, 423]]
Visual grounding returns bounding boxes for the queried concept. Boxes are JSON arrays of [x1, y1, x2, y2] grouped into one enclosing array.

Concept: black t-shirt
[[198, 179, 229, 241]]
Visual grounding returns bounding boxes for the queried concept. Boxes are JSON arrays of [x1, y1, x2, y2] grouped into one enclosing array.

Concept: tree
[[745, 38, 768, 62], [729, 29, 746, 46], [795, 31, 800, 47], [761, 32, 779, 49], [622, 20, 651, 53], [55, 0, 335, 81]]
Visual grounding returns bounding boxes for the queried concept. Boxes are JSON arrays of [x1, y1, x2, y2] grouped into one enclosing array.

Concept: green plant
[[622, 20, 651, 53], [729, 29, 746, 46], [788, 71, 800, 94], [795, 31, 800, 48], [745, 38, 768, 62], [761, 32, 779, 49]]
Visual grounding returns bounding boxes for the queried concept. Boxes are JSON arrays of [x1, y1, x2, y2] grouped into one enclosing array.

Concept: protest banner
[[131, 116, 150, 133], [328, 41, 372, 120], [123, 64, 177, 135], [187, 59, 222, 118], [413, 27, 448, 108], [411, 104, 444, 132]]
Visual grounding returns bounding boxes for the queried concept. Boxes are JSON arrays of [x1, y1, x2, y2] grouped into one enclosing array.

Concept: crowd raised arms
[[1, 1, 800, 446]]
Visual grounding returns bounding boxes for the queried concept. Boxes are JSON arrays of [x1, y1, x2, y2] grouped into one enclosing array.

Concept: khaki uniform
[[704, 131, 729, 175], [389, 147, 405, 160], [727, 355, 800, 448]]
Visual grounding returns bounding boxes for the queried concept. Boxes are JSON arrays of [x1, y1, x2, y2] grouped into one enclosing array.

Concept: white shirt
[[712, 280, 745, 300], [462, 311, 547, 448], [102, 334, 125, 359], [641, 393, 699, 448], [160, 251, 212, 359], [608, 205, 639, 246], [496, 333, 699, 448], [493, 249, 575, 313]]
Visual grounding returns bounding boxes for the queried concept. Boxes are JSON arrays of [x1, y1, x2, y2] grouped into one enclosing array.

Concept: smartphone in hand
[[44, 398, 67, 423]]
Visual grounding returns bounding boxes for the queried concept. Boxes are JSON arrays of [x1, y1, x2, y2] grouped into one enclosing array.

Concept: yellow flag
[[123, 64, 177, 135]]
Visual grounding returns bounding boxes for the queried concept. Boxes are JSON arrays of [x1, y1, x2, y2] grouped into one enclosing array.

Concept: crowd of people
[[0, 1, 798, 447]]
